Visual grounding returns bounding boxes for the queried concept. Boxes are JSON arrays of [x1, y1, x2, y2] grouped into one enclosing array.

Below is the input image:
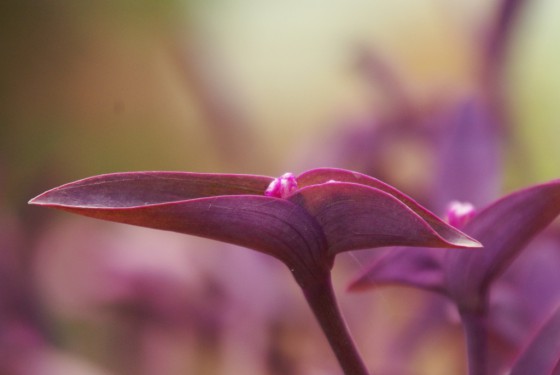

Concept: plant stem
[[302, 276, 370, 375], [460, 308, 488, 375]]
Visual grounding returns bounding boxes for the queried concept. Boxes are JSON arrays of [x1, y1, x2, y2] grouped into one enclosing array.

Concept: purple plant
[[508, 304, 560, 375], [350, 180, 560, 375], [29, 167, 480, 375], [0, 215, 114, 375]]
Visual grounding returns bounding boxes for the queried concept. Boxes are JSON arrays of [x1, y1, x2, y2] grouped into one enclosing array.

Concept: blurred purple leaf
[[349, 248, 446, 294], [484, 0, 529, 81], [445, 180, 560, 307], [355, 46, 414, 115], [433, 99, 502, 212], [29, 168, 479, 288], [173, 42, 255, 166], [509, 305, 560, 375], [491, 231, 560, 346], [351, 179, 560, 312]]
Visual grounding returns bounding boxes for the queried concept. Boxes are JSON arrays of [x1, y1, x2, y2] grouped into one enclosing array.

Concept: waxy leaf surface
[[30, 168, 480, 287]]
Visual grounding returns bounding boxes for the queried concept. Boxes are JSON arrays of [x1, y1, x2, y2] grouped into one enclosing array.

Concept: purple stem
[[460, 308, 488, 375], [302, 276, 371, 375]]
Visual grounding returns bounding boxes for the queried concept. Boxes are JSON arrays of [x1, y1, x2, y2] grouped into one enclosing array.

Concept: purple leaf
[[553, 358, 560, 375], [29, 168, 483, 374], [29, 171, 273, 207], [445, 180, 560, 305], [484, 0, 528, 78], [291, 182, 477, 255], [297, 168, 480, 252], [433, 99, 502, 212], [348, 248, 447, 294], [509, 305, 560, 375], [29, 168, 480, 287], [29, 172, 330, 284], [356, 46, 414, 114], [350, 179, 560, 319]]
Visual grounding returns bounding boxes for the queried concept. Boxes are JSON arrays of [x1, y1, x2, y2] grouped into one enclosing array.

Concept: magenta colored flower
[[446, 201, 476, 228], [264, 172, 298, 198]]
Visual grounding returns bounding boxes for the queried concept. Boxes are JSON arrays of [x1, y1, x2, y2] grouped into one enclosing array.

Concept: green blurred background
[[2, 0, 559, 209]]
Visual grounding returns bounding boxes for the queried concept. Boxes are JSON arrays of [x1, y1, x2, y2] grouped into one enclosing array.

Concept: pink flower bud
[[446, 201, 476, 228], [264, 173, 298, 198]]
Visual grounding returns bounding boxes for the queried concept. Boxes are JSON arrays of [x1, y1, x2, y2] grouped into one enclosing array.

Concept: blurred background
[[1, 0, 560, 374]]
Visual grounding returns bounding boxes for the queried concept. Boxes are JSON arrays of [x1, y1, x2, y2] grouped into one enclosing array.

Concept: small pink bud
[[446, 201, 476, 228], [265, 173, 298, 198]]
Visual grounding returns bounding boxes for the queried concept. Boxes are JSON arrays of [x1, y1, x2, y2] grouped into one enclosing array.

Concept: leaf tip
[[28, 187, 65, 207], [28, 193, 45, 206], [454, 236, 483, 249]]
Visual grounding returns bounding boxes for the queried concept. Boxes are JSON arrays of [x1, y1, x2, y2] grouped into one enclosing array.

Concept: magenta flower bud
[[264, 172, 298, 198], [446, 201, 476, 228]]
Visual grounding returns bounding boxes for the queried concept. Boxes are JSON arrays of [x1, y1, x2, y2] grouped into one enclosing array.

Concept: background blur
[[1, 0, 560, 374]]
